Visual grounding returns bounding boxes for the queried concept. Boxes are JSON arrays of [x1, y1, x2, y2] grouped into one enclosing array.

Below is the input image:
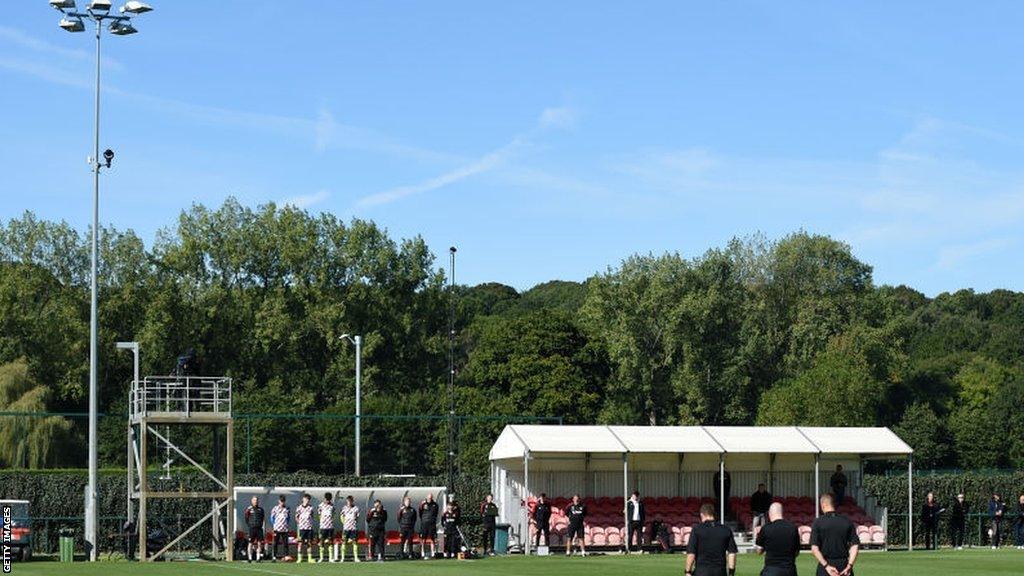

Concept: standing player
[[295, 493, 314, 563], [921, 492, 943, 550], [441, 502, 460, 558], [626, 491, 646, 552], [340, 495, 361, 562], [244, 496, 267, 563], [397, 496, 418, 559], [566, 494, 587, 557], [533, 493, 552, 548], [367, 499, 388, 562], [756, 502, 799, 576], [480, 494, 499, 555], [685, 503, 738, 576], [419, 493, 440, 559], [810, 493, 859, 576], [270, 495, 291, 561], [317, 492, 337, 562], [949, 493, 968, 550]]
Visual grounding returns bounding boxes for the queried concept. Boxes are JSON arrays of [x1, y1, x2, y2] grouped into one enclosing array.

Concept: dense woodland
[[1, 199, 1022, 475]]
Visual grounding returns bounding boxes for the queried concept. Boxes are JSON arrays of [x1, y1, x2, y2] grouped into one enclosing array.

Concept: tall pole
[[446, 246, 457, 494], [86, 17, 103, 562], [354, 335, 362, 476]]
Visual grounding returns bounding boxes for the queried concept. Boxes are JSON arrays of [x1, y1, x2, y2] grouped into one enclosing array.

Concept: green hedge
[[0, 469, 487, 556], [863, 470, 1024, 547]]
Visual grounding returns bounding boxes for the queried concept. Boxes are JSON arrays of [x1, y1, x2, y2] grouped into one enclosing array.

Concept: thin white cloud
[[358, 138, 526, 207], [314, 108, 336, 153], [282, 190, 331, 209], [356, 105, 578, 207], [0, 25, 124, 71], [538, 106, 578, 129]]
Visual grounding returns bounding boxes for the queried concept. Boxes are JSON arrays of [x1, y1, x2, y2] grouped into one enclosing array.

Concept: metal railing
[[130, 376, 232, 419]]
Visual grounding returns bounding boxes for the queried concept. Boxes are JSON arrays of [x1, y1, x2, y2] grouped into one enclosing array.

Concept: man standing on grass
[[533, 493, 552, 548], [419, 493, 440, 559], [626, 491, 646, 552], [270, 494, 291, 561], [295, 493, 314, 563], [810, 493, 858, 576], [1016, 494, 1024, 549], [921, 492, 944, 550], [480, 493, 499, 555], [950, 493, 968, 550], [398, 496, 418, 559], [756, 502, 799, 576], [367, 499, 388, 562], [989, 493, 1006, 549], [566, 494, 587, 557], [244, 496, 267, 563], [317, 492, 337, 562], [442, 502, 461, 558], [340, 495, 361, 562], [685, 503, 738, 576]]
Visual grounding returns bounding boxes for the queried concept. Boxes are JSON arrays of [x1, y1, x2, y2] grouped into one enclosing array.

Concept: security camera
[[103, 148, 114, 168], [449, 246, 457, 253]]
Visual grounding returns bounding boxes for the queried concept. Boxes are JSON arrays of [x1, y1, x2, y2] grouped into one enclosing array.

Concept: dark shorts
[[420, 525, 437, 540], [400, 527, 415, 540], [694, 567, 726, 576], [299, 529, 313, 542], [319, 528, 334, 542], [274, 530, 289, 540], [568, 523, 585, 540], [248, 527, 264, 541], [344, 529, 358, 541]]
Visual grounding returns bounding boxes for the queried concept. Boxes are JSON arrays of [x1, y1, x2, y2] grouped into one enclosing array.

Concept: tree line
[[1, 199, 1022, 474]]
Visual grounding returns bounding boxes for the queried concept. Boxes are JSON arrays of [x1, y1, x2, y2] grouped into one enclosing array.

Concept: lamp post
[[340, 334, 362, 476], [49, 0, 154, 561]]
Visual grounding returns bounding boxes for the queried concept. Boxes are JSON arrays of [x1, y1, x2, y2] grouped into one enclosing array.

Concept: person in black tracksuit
[[626, 491, 646, 551], [367, 499, 388, 562], [244, 496, 267, 563], [566, 494, 587, 557], [442, 503, 460, 558], [1015, 495, 1024, 548], [921, 492, 944, 550], [419, 494, 440, 559], [810, 494, 859, 576], [533, 493, 552, 548], [480, 494, 499, 555], [685, 503, 738, 576], [756, 502, 799, 576], [949, 494, 968, 549], [397, 497, 418, 559]]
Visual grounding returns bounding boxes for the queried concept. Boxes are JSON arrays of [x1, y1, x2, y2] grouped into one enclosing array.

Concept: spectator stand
[[489, 425, 913, 554]]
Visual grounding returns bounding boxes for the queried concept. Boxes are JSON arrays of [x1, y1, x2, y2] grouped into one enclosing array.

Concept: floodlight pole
[[354, 334, 362, 476], [51, 3, 152, 560], [446, 246, 457, 494]]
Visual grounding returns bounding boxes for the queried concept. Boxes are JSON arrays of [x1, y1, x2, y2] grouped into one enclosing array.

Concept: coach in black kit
[[533, 493, 552, 547], [480, 494, 499, 555], [566, 494, 587, 556], [397, 496, 417, 559], [756, 502, 800, 576], [367, 499, 388, 562], [419, 493, 440, 559], [686, 503, 738, 576], [810, 494, 859, 576]]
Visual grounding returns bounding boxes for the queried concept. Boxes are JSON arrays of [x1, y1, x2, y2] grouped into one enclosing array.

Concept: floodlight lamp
[[59, 16, 85, 32], [109, 20, 137, 35], [88, 0, 112, 12], [120, 1, 152, 14], [50, 0, 77, 11]]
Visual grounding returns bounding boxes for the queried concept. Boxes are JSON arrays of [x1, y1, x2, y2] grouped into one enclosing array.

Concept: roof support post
[[768, 453, 776, 494], [677, 453, 685, 498], [907, 455, 913, 551], [623, 452, 630, 553], [814, 453, 821, 519], [719, 453, 726, 522], [524, 450, 531, 555]]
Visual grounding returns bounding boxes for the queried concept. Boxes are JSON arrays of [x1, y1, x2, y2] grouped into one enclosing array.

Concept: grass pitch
[[11, 548, 1023, 576]]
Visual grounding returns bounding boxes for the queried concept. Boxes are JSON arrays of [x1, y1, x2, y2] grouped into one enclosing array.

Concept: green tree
[[0, 360, 74, 468]]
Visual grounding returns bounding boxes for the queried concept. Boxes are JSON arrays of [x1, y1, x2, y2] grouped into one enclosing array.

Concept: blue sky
[[2, 1, 1023, 295]]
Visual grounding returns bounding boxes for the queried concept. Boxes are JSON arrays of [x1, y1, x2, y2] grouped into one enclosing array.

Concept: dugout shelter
[[489, 425, 913, 553]]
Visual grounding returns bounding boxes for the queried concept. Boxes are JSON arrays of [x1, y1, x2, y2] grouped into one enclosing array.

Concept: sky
[[2, 1, 1023, 296]]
